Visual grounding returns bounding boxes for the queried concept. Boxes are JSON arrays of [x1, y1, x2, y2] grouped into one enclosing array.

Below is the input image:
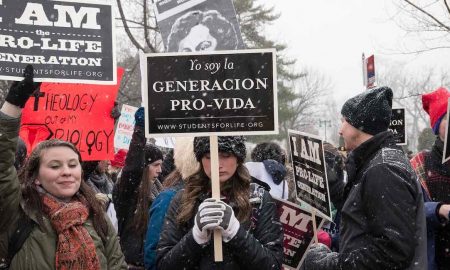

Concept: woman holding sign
[[156, 136, 283, 270], [0, 66, 127, 269]]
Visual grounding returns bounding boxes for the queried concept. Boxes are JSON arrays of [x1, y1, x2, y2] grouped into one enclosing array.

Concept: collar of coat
[[345, 131, 393, 185]]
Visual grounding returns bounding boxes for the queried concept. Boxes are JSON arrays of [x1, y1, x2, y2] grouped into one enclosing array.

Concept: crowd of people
[[0, 65, 449, 270]]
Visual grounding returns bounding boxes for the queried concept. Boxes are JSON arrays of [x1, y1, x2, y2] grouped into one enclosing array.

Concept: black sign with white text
[[288, 130, 332, 221], [0, 0, 116, 84], [443, 100, 450, 164], [388, 108, 406, 145], [141, 49, 278, 136]]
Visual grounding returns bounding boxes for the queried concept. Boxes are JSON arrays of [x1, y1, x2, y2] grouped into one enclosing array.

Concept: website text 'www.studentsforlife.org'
[[0, 66, 105, 78], [157, 121, 265, 130]]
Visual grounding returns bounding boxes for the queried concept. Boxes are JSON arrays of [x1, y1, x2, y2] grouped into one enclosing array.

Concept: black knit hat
[[341, 86, 393, 135], [193, 136, 246, 162], [251, 142, 285, 164], [144, 144, 163, 166]]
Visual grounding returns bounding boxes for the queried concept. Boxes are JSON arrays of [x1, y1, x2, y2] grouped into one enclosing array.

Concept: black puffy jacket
[[156, 184, 283, 270]]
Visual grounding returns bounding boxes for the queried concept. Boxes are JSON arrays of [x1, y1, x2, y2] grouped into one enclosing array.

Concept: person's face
[[338, 118, 362, 152], [439, 114, 447, 141], [202, 152, 238, 183], [108, 164, 120, 174], [178, 24, 217, 52], [147, 160, 163, 180], [97, 160, 109, 174], [35, 146, 82, 201]]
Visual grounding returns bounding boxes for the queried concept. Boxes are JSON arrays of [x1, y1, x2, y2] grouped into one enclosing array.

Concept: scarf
[[89, 173, 114, 194], [42, 193, 100, 270]]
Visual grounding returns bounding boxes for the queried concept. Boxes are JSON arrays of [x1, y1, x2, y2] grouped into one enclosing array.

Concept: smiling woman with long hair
[[0, 66, 126, 269]]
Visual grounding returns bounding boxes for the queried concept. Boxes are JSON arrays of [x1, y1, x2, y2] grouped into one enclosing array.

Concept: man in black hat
[[302, 87, 426, 270]]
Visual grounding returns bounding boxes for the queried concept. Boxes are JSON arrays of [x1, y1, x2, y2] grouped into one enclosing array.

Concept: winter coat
[[0, 112, 127, 270], [144, 182, 184, 270], [410, 137, 450, 270], [246, 160, 288, 199], [338, 131, 427, 269], [156, 183, 284, 270], [113, 124, 150, 266]]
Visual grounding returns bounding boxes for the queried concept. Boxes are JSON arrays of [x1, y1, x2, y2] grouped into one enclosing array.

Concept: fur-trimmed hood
[[173, 137, 199, 179]]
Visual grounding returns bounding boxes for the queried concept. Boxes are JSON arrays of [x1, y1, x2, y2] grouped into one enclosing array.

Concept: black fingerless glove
[[5, 65, 40, 108]]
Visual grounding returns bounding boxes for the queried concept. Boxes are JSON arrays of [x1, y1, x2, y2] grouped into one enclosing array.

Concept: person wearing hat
[[109, 149, 128, 184], [302, 87, 426, 270], [113, 107, 164, 270], [245, 142, 289, 199], [410, 87, 450, 270], [144, 137, 198, 270], [156, 136, 283, 270]]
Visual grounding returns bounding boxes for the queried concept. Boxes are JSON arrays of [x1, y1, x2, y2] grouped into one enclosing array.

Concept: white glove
[[192, 198, 222, 244], [216, 200, 240, 242]]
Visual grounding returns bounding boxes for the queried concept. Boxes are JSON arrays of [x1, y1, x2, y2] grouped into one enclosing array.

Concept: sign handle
[[311, 209, 318, 244], [210, 135, 223, 261]]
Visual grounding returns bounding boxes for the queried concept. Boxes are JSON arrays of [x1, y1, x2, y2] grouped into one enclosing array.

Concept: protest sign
[[114, 104, 138, 150], [19, 68, 124, 161], [140, 48, 278, 137], [443, 99, 450, 164], [288, 130, 332, 221], [273, 198, 324, 270], [155, 0, 244, 52], [0, 0, 116, 84], [388, 108, 407, 145]]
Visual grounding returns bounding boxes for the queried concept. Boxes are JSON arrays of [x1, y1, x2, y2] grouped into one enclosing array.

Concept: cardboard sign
[[114, 104, 138, 150], [443, 99, 450, 164], [273, 198, 324, 270], [19, 68, 124, 161], [0, 0, 116, 84], [140, 49, 278, 137], [288, 130, 332, 221], [155, 0, 245, 52], [388, 108, 407, 145]]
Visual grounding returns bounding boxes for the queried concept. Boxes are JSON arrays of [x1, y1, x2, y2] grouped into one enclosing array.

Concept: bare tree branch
[[403, 0, 450, 31], [117, 0, 145, 51], [143, 0, 156, 52], [444, 0, 450, 15]]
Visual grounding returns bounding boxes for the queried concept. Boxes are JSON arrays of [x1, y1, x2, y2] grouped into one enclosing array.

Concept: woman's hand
[[192, 198, 240, 244], [2, 65, 40, 117], [5, 64, 40, 108]]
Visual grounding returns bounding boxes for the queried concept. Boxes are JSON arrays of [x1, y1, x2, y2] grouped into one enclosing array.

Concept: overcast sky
[[264, 0, 450, 109]]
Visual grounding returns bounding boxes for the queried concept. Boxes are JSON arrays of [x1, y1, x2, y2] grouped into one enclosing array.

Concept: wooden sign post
[[141, 49, 278, 261]]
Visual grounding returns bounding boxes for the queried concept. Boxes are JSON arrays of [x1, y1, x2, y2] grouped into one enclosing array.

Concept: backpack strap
[[0, 214, 36, 269]]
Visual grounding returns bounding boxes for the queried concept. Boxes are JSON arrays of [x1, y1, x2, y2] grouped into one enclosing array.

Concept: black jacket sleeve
[[338, 164, 418, 269], [112, 125, 146, 232], [225, 191, 284, 270], [156, 191, 204, 270]]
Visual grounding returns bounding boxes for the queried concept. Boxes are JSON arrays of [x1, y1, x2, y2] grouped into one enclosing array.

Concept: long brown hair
[[177, 162, 252, 225], [19, 139, 109, 241], [133, 166, 162, 235]]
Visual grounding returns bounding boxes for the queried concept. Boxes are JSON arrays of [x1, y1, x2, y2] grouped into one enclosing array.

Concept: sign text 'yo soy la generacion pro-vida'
[[141, 49, 278, 137]]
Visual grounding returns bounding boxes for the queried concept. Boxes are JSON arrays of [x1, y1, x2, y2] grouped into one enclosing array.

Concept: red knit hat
[[422, 87, 450, 132], [110, 149, 128, 168]]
